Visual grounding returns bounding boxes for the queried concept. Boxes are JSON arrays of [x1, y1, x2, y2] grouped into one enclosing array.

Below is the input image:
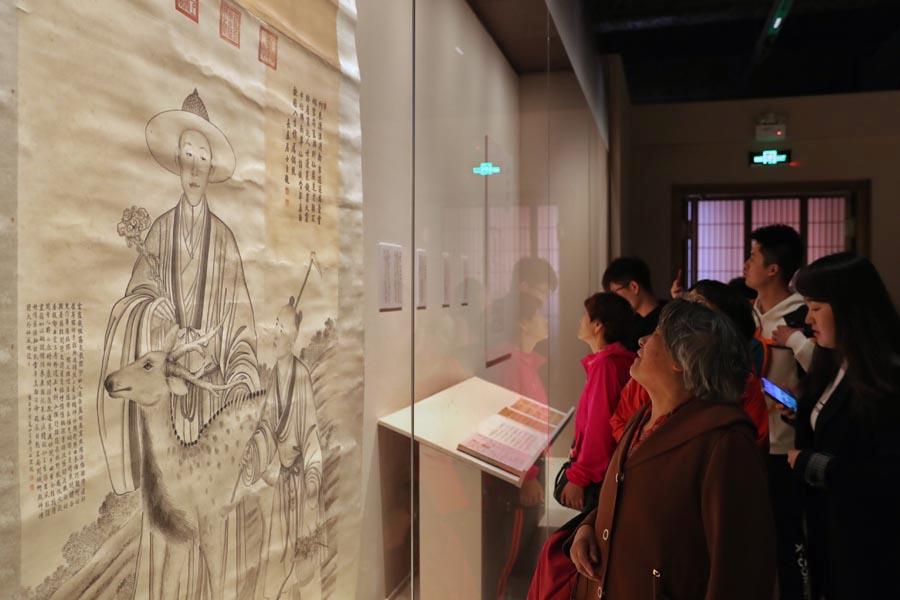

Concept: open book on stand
[[457, 397, 573, 480]]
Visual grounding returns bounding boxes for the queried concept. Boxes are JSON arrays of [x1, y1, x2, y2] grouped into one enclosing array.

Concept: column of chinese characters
[[283, 86, 326, 225], [25, 303, 86, 519]]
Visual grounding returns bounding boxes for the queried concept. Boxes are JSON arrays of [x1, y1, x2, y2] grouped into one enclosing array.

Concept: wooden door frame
[[670, 180, 871, 287]]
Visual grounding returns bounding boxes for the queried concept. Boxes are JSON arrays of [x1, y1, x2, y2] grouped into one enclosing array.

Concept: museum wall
[[622, 90, 900, 301]]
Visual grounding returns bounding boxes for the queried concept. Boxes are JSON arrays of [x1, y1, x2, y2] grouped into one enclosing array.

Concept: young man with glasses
[[601, 257, 666, 352]]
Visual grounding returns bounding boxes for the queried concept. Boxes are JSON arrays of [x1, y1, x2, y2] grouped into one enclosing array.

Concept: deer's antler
[[164, 361, 238, 395], [170, 320, 226, 361], [192, 360, 221, 380]]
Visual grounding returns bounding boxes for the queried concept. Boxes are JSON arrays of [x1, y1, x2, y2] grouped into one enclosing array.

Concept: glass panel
[[412, 2, 551, 599], [807, 196, 847, 263], [485, 137, 530, 367], [411, 2, 608, 597], [696, 200, 745, 282]]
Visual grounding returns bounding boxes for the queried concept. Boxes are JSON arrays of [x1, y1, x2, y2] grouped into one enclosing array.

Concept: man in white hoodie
[[744, 224, 814, 600]]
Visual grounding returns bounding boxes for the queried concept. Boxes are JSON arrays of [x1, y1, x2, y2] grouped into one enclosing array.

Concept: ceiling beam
[[593, 7, 769, 34], [591, 0, 885, 35]]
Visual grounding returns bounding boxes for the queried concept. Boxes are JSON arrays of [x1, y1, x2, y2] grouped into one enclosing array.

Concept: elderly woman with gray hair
[[568, 300, 776, 600]]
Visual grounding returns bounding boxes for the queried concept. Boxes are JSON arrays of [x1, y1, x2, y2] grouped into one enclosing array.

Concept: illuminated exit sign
[[749, 149, 791, 166], [472, 162, 501, 176]]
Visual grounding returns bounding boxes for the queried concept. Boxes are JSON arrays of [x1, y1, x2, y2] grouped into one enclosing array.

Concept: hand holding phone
[[762, 377, 798, 411]]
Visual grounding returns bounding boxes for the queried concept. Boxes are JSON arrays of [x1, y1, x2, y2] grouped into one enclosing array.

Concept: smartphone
[[783, 310, 814, 337], [761, 377, 798, 411]]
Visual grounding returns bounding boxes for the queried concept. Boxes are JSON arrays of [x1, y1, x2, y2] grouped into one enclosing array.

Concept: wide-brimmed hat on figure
[[145, 89, 236, 183]]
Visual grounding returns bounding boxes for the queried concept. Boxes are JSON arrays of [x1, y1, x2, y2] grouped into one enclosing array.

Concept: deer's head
[[104, 322, 229, 407]]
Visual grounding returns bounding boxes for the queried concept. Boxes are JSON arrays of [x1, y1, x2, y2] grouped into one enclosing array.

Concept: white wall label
[[415, 248, 427, 309], [378, 242, 403, 312]]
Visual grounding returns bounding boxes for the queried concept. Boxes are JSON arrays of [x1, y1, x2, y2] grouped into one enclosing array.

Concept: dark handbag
[[553, 460, 601, 511]]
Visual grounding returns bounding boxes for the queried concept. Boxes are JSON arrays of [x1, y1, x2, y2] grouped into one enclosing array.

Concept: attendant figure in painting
[[243, 298, 325, 599], [98, 89, 260, 598]]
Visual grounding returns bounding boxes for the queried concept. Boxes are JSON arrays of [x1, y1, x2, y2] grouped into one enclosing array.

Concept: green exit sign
[[472, 162, 501, 176], [749, 149, 791, 166]]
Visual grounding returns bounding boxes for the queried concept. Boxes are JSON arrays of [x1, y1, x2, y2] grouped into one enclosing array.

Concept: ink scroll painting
[[5, 0, 364, 598]]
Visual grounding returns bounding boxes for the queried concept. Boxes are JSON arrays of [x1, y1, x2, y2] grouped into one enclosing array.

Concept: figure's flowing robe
[[98, 198, 260, 494], [245, 358, 324, 599], [96, 198, 260, 599]]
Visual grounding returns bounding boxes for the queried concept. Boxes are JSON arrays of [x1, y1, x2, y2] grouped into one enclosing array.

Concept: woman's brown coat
[[572, 400, 776, 600]]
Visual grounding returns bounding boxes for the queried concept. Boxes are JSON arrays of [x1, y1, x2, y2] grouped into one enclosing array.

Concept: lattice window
[[696, 200, 745, 283], [680, 193, 858, 286], [807, 197, 846, 263], [752, 198, 800, 232]]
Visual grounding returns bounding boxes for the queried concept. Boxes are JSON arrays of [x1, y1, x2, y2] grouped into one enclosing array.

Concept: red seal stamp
[[219, 1, 241, 47], [259, 25, 278, 70], [175, 0, 199, 23]]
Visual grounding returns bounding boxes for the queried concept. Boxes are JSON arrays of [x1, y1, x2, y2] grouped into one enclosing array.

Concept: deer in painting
[[103, 322, 265, 600]]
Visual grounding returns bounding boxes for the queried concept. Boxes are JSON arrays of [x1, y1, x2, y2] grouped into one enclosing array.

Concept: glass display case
[[1, 1, 610, 598]]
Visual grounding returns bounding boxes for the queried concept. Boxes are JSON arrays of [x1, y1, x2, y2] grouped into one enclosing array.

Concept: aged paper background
[[7, 0, 363, 598]]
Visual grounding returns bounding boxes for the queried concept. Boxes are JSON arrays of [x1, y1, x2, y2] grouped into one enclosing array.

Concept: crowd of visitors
[[524, 224, 900, 600]]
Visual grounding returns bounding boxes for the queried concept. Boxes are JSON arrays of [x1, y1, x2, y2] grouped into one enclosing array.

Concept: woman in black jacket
[[787, 252, 900, 599]]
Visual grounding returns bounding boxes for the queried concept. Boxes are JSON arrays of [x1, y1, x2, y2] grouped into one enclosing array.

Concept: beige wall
[[624, 91, 900, 300], [519, 70, 608, 454]]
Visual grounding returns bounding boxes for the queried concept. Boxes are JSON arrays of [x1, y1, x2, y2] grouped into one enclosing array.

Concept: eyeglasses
[[608, 284, 628, 295]]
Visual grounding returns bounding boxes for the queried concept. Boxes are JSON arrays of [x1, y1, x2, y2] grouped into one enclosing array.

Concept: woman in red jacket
[[557, 292, 637, 511]]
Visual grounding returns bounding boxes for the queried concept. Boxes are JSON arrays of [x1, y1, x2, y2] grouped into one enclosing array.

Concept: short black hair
[[750, 224, 804, 286], [602, 257, 653, 294], [727, 277, 758, 301], [584, 292, 635, 345], [512, 257, 559, 292], [690, 279, 757, 342]]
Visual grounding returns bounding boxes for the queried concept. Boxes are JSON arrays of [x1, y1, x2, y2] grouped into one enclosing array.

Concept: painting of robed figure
[[99, 89, 260, 492], [96, 89, 262, 598]]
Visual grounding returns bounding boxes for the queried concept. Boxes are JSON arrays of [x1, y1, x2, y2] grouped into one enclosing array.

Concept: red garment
[[610, 373, 769, 447], [565, 343, 636, 487], [527, 529, 578, 600], [495, 346, 548, 404], [609, 378, 647, 444]]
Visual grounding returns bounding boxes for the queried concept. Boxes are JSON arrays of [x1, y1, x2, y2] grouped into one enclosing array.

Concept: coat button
[[602, 528, 610, 540], [615, 472, 624, 483]]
